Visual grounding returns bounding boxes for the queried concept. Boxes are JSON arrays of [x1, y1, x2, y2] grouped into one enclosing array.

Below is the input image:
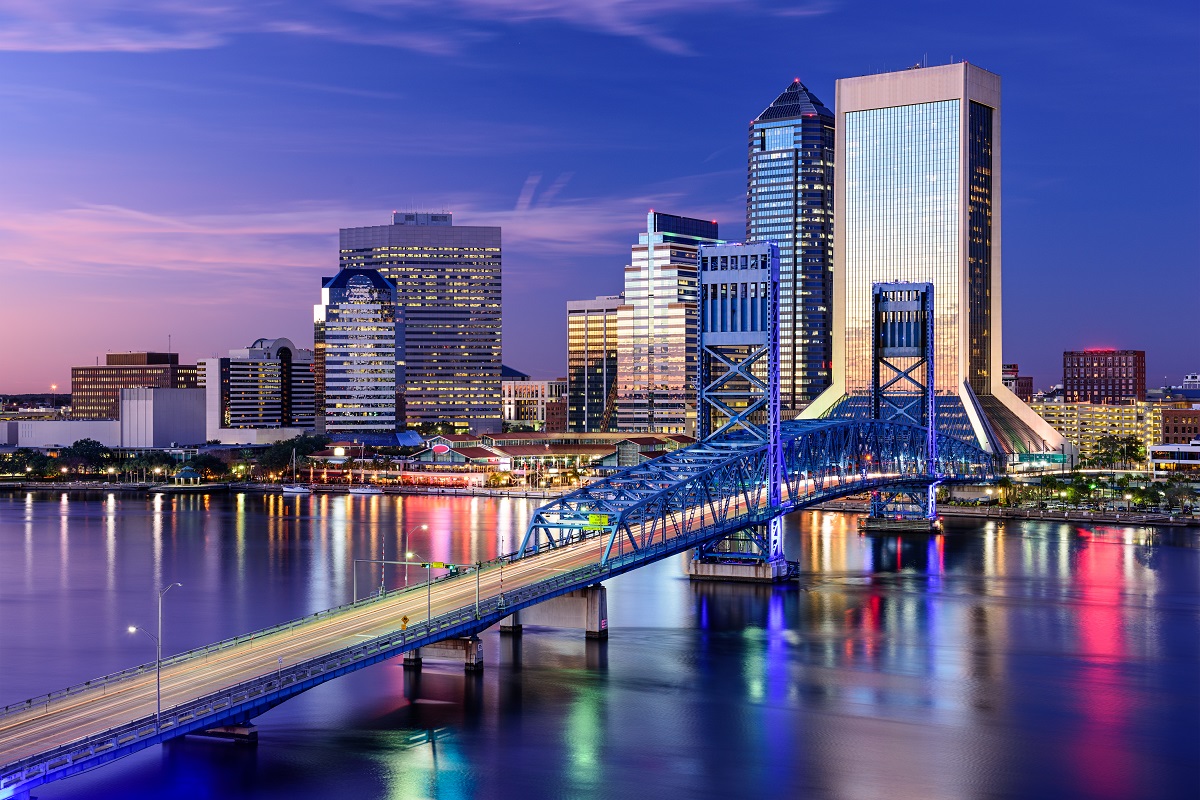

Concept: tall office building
[[313, 269, 403, 439], [566, 294, 622, 432], [200, 338, 315, 441], [71, 352, 198, 420], [1063, 349, 1145, 404], [616, 213, 720, 435], [804, 62, 1065, 456], [339, 212, 502, 434], [746, 79, 835, 414]]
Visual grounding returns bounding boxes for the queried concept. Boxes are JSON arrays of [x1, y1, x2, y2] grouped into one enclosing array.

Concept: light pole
[[127, 581, 182, 733], [400, 524, 427, 588]]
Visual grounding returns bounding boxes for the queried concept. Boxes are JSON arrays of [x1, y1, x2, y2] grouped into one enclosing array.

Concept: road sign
[[584, 513, 609, 531], [401, 615, 409, 629], [426, 561, 448, 569]]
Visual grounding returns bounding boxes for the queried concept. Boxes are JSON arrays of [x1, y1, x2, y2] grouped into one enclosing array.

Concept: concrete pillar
[[403, 651, 422, 669], [415, 636, 484, 672], [686, 555, 788, 583], [196, 723, 258, 744], [504, 585, 608, 639], [499, 615, 523, 635]]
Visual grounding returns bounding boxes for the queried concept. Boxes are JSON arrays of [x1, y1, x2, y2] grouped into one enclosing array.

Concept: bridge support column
[[413, 636, 484, 672], [195, 723, 259, 744], [686, 553, 788, 583], [503, 585, 608, 639]]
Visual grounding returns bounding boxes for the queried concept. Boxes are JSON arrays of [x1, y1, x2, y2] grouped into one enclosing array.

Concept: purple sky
[[0, 0, 1197, 394]]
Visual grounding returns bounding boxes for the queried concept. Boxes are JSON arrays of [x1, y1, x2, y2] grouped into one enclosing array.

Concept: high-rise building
[[71, 352, 198, 420], [339, 213, 502, 434], [501, 377, 567, 432], [566, 294, 622, 432], [1063, 349, 1146, 404], [313, 269, 403, 439], [804, 62, 1065, 456], [746, 79, 834, 414], [616, 213, 720, 435], [200, 338, 315, 442]]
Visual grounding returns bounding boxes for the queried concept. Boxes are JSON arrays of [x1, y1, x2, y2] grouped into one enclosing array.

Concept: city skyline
[[0, 1, 1196, 393]]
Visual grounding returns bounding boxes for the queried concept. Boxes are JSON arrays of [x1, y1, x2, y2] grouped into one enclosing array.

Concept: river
[[0, 490, 1196, 799]]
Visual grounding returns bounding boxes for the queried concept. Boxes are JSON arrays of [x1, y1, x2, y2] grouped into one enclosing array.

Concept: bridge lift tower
[[863, 281, 940, 529], [691, 241, 787, 580]]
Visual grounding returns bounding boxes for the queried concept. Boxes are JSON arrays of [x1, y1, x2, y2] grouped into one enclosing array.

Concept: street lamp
[[400, 524, 428, 587], [127, 582, 182, 733]]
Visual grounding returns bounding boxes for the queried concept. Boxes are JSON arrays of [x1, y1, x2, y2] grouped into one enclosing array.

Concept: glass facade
[[616, 213, 719, 435], [339, 214, 501, 433], [967, 101, 994, 395], [314, 270, 403, 436], [844, 99, 961, 395], [566, 295, 621, 432], [746, 80, 834, 413]]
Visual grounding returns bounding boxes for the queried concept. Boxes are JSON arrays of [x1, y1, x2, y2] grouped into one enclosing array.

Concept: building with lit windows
[[616, 213, 720, 435], [1161, 406, 1200, 444], [803, 62, 1065, 458], [746, 79, 834, 414], [1029, 398, 1167, 465], [501, 377, 567, 432], [314, 269, 403, 439], [1063, 349, 1145, 404], [71, 352, 198, 420], [566, 294, 622, 432], [200, 338, 315, 444], [339, 213, 501, 434]]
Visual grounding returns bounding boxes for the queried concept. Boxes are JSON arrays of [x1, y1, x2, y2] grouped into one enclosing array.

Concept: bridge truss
[[519, 418, 999, 562]]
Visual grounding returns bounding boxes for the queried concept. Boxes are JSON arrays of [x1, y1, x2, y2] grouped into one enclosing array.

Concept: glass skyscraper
[[616, 213, 720, 435], [339, 213, 502, 434], [313, 269, 403, 439], [566, 294, 622, 432], [804, 62, 1065, 457], [746, 79, 834, 415]]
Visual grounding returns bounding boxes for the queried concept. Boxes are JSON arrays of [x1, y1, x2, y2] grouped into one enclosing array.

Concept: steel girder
[[518, 419, 998, 563]]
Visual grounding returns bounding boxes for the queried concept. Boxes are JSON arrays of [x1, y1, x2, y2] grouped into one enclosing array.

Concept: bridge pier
[[194, 723, 259, 744], [500, 584, 608, 639], [686, 554, 788, 583], [405, 636, 484, 672]]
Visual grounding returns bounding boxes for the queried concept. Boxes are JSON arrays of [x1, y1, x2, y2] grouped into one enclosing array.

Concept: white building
[[18, 388, 205, 449], [802, 62, 1066, 458], [501, 378, 567, 431], [201, 337, 315, 444]]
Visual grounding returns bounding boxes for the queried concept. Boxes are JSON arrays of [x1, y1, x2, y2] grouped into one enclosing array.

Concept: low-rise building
[[1030, 398, 1173, 465], [501, 378, 567, 432], [18, 388, 205, 449], [1162, 406, 1200, 445], [1149, 438, 1200, 478]]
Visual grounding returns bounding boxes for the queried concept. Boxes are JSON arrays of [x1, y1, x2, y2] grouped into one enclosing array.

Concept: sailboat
[[282, 449, 311, 495], [348, 445, 382, 494]]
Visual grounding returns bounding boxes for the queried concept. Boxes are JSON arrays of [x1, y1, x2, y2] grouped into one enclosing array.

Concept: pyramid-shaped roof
[[755, 79, 832, 122]]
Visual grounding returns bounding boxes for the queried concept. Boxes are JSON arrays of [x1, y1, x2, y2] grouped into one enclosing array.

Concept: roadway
[[0, 535, 613, 768]]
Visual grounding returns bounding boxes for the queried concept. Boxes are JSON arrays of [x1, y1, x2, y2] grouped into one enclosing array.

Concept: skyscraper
[[200, 337, 315, 442], [746, 79, 834, 415], [313, 269, 403, 439], [339, 212, 502, 434], [616, 213, 720, 435], [804, 62, 1065, 456], [566, 293, 622, 432]]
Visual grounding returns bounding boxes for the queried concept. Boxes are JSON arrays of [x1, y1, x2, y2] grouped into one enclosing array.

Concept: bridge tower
[[865, 282, 940, 526], [691, 241, 786, 579]]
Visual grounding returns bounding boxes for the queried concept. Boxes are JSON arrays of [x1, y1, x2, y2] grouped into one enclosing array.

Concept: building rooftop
[[755, 79, 832, 122]]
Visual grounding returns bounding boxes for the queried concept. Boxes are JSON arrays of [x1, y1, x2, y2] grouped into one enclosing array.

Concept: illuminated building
[[566, 294, 622, 432], [804, 62, 1065, 458], [1063, 349, 1146, 403], [616, 213, 720, 435], [501, 377, 567, 432], [200, 338, 315, 443], [313, 269, 403, 438], [1029, 398, 1167, 465], [1162, 406, 1200, 444], [746, 79, 834, 414], [339, 212, 501, 434], [1002, 363, 1033, 402], [70, 352, 198, 420]]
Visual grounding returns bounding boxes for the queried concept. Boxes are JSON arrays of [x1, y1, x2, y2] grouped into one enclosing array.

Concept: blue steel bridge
[[0, 418, 996, 800]]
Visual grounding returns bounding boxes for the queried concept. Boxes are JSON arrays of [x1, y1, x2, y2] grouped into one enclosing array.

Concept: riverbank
[[817, 498, 1200, 528], [0, 481, 571, 501]]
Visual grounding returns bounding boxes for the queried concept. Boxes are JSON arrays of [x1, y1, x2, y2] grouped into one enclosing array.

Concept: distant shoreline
[[816, 499, 1200, 528]]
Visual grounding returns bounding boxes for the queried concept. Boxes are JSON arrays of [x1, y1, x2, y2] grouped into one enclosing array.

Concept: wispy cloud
[[0, 0, 837, 55]]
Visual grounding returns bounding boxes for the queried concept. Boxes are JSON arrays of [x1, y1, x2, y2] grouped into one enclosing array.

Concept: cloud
[[0, 0, 836, 55]]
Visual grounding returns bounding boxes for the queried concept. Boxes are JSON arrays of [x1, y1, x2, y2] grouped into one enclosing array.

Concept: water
[[1, 490, 1197, 800]]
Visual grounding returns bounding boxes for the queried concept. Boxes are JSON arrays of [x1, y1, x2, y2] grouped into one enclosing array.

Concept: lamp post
[[127, 582, 182, 733], [400, 524, 428, 588]]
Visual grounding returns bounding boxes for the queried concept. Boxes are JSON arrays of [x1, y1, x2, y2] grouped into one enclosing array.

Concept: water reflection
[[0, 496, 1194, 800]]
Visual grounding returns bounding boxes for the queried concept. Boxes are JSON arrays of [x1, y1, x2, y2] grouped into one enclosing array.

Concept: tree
[[258, 434, 330, 473], [61, 438, 113, 472], [188, 454, 229, 479]]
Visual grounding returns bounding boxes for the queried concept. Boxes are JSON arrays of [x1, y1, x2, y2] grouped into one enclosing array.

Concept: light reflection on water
[[0, 491, 1195, 800]]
